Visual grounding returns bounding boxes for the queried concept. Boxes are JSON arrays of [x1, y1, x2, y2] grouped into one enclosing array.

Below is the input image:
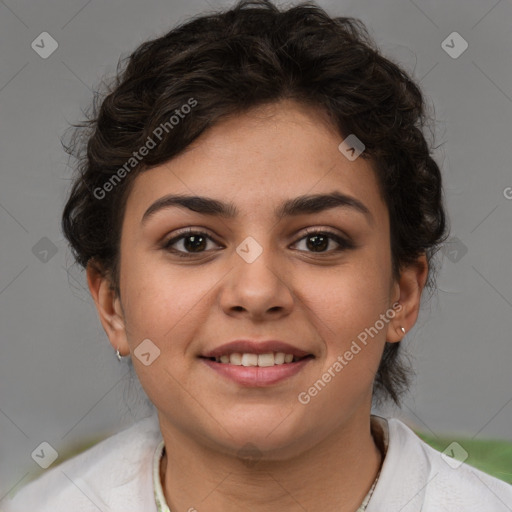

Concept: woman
[[4, 0, 511, 510]]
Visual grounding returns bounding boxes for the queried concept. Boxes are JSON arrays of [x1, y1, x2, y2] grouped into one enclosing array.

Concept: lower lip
[[200, 357, 313, 387]]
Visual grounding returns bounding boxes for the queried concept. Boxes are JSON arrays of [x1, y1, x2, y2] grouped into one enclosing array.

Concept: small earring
[[400, 327, 406, 334], [116, 348, 122, 361]]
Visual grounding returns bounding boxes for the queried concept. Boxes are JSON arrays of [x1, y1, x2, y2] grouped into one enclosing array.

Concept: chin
[[211, 417, 306, 459]]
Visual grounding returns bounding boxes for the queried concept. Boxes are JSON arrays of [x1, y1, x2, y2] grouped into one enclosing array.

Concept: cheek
[[297, 275, 390, 421], [120, 252, 217, 348], [118, 254, 213, 413], [297, 254, 392, 338], [296, 242, 393, 387]]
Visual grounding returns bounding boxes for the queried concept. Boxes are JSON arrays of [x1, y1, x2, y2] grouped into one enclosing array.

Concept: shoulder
[[1, 414, 162, 512], [367, 416, 512, 512]]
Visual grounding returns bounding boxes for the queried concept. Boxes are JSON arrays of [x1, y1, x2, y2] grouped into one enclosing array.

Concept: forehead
[[123, 100, 387, 224]]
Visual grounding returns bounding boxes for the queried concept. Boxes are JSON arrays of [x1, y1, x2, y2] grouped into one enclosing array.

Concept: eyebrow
[[141, 191, 373, 226]]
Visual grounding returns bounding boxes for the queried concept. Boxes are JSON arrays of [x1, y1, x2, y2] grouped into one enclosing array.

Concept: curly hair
[[61, 0, 448, 405]]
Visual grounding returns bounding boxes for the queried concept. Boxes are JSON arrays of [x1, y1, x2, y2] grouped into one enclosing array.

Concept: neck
[[159, 412, 383, 512]]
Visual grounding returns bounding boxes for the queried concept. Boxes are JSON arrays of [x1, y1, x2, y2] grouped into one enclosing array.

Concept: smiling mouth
[[200, 352, 314, 367]]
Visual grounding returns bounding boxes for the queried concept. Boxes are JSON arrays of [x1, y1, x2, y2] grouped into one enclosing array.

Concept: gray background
[[1, 0, 511, 499]]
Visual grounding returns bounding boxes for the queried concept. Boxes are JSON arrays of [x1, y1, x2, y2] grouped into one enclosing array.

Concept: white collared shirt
[[2, 413, 511, 511]]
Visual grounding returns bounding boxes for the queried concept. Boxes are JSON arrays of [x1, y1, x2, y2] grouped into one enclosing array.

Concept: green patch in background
[[417, 432, 512, 484]]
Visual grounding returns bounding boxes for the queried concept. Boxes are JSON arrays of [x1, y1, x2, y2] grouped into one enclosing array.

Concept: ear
[[386, 253, 429, 343], [86, 260, 130, 356]]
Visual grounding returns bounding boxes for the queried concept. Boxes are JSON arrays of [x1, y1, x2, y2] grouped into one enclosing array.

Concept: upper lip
[[201, 340, 312, 359]]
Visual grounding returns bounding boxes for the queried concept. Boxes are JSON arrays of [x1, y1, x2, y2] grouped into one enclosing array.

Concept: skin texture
[[87, 99, 428, 512]]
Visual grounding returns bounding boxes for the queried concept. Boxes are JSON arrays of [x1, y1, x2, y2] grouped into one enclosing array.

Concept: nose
[[219, 239, 295, 321]]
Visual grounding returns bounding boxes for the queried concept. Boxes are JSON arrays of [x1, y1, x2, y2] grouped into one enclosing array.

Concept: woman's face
[[90, 100, 421, 459]]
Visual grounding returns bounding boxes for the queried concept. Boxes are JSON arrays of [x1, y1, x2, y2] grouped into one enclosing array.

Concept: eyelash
[[161, 227, 355, 258]]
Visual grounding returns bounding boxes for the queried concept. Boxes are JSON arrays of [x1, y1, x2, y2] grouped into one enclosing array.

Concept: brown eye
[[293, 230, 354, 254], [181, 234, 208, 252], [305, 233, 329, 252], [163, 230, 219, 257]]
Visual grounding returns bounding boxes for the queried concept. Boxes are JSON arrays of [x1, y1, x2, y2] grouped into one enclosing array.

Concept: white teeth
[[241, 353, 258, 367], [274, 352, 285, 364], [213, 352, 300, 366], [257, 353, 275, 367], [230, 353, 242, 365]]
